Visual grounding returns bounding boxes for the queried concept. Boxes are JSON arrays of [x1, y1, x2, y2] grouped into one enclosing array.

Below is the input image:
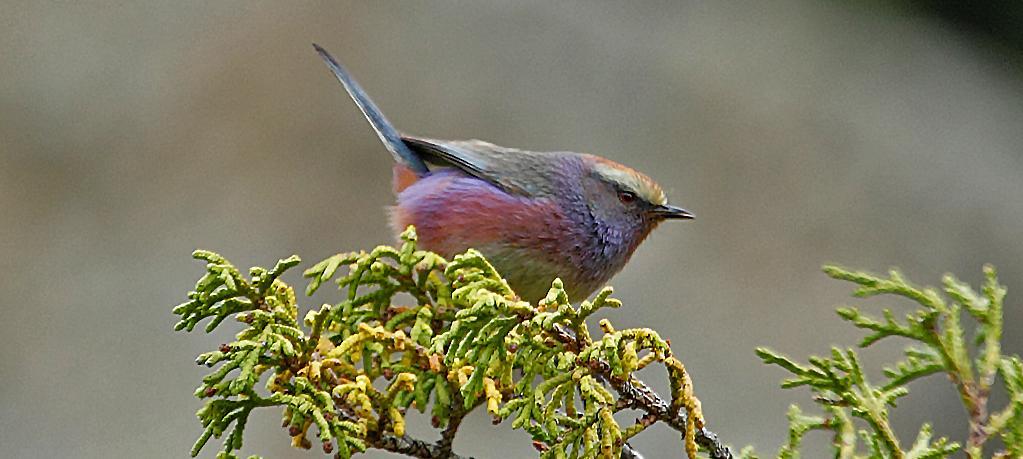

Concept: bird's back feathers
[[401, 136, 570, 197]]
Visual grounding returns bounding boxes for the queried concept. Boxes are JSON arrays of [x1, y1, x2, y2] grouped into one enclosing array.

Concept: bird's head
[[578, 155, 693, 248]]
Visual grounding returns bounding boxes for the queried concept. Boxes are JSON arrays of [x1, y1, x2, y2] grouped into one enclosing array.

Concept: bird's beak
[[651, 204, 694, 220]]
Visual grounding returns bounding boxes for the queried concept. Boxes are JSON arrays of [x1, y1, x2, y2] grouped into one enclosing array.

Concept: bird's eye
[[617, 190, 638, 204]]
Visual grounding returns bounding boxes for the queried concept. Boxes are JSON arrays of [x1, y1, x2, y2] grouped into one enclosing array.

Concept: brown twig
[[341, 404, 473, 459], [549, 324, 733, 459], [437, 392, 468, 455], [605, 362, 733, 459], [371, 431, 476, 459]]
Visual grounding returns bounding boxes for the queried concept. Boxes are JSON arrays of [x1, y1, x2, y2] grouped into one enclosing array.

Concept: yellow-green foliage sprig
[[412, 240, 707, 458], [756, 265, 1022, 459], [174, 227, 728, 459]]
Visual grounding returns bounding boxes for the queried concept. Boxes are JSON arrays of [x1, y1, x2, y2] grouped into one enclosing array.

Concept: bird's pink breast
[[391, 169, 565, 256], [389, 168, 580, 299]]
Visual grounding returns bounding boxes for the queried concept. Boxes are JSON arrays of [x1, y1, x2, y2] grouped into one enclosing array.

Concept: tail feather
[[313, 44, 429, 175]]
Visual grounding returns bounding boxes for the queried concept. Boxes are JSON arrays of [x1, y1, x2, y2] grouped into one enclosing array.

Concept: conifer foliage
[[174, 227, 730, 459], [173, 227, 1022, 458], [756, 265, 1022, 459]]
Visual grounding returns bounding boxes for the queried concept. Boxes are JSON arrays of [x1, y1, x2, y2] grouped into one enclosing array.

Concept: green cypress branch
[[174, 229, 1021, 458], [756, 265, 1022, 458], [173, 226, 733, 459]]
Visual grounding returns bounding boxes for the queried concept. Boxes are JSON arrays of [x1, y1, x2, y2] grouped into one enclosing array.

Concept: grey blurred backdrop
[[2, 1, 1022, 458]]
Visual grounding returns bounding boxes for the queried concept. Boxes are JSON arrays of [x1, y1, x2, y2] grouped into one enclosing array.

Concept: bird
[[314, 44, 693, 302]]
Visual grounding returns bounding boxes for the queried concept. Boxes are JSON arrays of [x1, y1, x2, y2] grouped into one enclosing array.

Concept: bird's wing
[[402, 136, 560, 197]]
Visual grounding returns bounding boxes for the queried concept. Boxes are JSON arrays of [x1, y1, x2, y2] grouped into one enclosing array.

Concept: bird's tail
[[313, 44, 430, 175]]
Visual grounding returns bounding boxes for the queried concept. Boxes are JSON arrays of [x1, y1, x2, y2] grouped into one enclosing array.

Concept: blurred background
[[2, 1, 1022, 457]]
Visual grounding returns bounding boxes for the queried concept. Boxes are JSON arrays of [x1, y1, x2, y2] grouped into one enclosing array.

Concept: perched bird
[[314, 44, 693, 302]]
